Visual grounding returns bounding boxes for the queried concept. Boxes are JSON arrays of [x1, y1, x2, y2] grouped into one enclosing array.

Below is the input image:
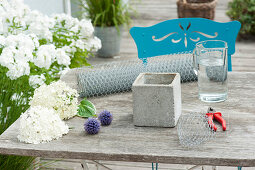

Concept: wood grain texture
[[1, 72, 255, 167], [53, 0, 255, 168]]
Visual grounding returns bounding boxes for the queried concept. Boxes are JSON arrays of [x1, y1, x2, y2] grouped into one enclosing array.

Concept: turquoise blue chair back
[[130, 18, 241, 71]]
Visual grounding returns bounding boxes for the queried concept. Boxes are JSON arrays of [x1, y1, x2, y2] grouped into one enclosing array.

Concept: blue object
[[130, 18, 241, 71], [84, 118, 101, 135], [98, 110, 113, 126], [238, 167, 242, 170], [152, 163, 158, 170]]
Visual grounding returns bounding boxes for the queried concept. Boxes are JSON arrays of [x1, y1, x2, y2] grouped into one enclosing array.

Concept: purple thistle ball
[[84, 118, 100, 135], [98, 110, 113, 126]]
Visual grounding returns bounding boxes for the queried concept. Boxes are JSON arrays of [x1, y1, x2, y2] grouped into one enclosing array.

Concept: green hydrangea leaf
[[77, 98, 96, 118]]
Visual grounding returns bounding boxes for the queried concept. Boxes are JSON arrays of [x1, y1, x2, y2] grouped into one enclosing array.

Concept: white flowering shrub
[[0, 0, 101, 167], [0, 0, 101, 85], [0, 0, 101, 132], [18, 106, 69, 144], [0, 0, 100, 164], [30, 81, 79, 120]]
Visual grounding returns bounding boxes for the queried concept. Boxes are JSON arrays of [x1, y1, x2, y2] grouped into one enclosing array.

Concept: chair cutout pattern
[[130, 18, 241, 71]]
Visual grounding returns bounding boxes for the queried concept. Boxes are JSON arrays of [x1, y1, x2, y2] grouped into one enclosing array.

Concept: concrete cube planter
[[132, 73, 182, 127]]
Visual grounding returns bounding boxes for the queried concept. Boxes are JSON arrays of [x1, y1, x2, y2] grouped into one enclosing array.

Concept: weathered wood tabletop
[[0, 72, 255, 167]]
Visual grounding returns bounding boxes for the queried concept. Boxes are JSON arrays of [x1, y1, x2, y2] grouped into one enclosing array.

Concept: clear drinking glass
[[193, 40, 228, 102]]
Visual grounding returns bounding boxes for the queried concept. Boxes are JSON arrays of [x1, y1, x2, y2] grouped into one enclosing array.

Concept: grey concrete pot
[[94, 26, 123, 58], [132, 73, 182, 127]]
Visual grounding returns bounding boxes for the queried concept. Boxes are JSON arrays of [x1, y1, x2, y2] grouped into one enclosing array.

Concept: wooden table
[[0, 72, 255, 167]]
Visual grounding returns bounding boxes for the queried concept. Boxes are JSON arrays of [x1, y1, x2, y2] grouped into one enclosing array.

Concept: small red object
[[206, 107, 226, 131], [206, 112, 217, 131], [214, 112, 227, 131]]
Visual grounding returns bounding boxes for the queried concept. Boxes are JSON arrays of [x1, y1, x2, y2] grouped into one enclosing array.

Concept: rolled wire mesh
[[78, 53, 197, 98], [177, 112, 215, 147]]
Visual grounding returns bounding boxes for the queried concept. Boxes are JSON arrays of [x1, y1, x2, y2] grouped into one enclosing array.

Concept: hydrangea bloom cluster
[[0, 0, 101, 87], [0, 34, 37, 80], [29, 81, 79, 120], [17, 106, 69, 144], [29, 74, 46, 88]]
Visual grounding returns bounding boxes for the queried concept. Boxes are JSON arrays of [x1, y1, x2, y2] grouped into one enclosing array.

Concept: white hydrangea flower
[[70, 25, 79, 33], [56, 48, 71, 66], [88, 36, 102, 52], [0, 0, 30, 31], [0, 0, 101, 81], [6, 61, 30, 80], [26, 11, 54, 41], [34, 44, 56, 69], [15, 34, 37, 52], [29, 33, 40, 48], [73, 39, 85, 50], [0, 34, 37, 79], [4, 35, 17, 47], [53, 13, 79, 30], [30, 81, 79, 120], [0, 46, 15, 68], [0, 17, 4, 33], [0, 35, 5, 46], [62, 45, 76, 54], [79, 19, 94, 38], [29, 74, 46, 88], [18, 106, 69, 144], [0, 34, 35, 62]]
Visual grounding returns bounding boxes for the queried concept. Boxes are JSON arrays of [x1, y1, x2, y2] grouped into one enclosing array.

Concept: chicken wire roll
[[78, 54, 197, 98]]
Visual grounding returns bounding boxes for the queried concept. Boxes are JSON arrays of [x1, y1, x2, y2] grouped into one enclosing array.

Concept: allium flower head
[[84, 118, 100, 135], [98, 110, 113, 126]]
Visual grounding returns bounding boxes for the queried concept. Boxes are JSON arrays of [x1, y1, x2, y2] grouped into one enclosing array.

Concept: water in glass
[[193, 40, 228, 102], [198, 57, 227, 102]]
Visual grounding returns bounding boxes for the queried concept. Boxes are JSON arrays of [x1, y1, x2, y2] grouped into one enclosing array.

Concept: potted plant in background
[[177, 0, 218, 20], [227, 0, 255, 40], [80, 0, 132, 58]]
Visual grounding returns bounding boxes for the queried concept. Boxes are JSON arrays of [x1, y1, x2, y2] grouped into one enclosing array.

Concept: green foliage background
[[80, 0, 132, 29], [227, 0, 255, 35], [0, 69, 36, 169]]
